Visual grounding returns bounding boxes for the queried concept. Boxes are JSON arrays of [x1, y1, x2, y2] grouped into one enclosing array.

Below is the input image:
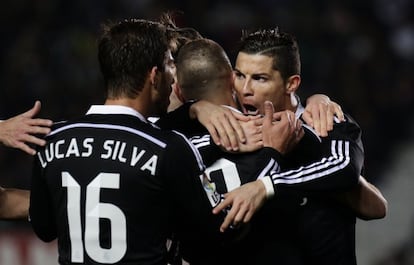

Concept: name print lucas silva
[[37, 137, 158, 176]]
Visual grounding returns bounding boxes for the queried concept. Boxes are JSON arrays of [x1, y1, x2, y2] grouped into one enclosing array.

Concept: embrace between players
[[2, 13, 387, 265]]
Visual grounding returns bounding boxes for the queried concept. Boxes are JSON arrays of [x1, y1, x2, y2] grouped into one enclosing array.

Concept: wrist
[[259, 176, 275, 198]]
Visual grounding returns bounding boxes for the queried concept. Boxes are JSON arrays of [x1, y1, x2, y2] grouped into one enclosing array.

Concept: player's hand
[[190, 100, 250, 151], [0, 101, 52, 155], [213, 180, 267, 232], [237, 115, 263, 152], [262, 101, 303, 154], [303, 94, 345, 137]]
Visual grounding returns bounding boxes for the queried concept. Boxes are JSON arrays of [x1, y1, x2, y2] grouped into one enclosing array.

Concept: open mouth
[[243, 104, 259, 116]]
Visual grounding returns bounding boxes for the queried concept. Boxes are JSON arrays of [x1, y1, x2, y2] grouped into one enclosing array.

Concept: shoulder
[[333, 113, 362, 133], [322, 112, 363, 143], [156, 103, 192, 127], [300, 112, 362, 143]]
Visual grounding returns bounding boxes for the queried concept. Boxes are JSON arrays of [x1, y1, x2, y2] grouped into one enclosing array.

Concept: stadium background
[[0, 0, 413, 264]]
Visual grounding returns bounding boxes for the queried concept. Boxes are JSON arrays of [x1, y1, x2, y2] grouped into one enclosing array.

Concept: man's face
[[233, 52, 287, 115], [167, 58, 183, 112], [153, 50, 174, 115]]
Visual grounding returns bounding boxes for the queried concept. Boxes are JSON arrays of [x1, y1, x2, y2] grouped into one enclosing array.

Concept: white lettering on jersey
[[101, 140, 114, 159], [82, 138, 94, 157], [101, 140, 128, 162], [66, 138, 81, 157], [39, 138, 96, 168], [130, 147, 145, 167], [38, 138, 159, 174], [140, 155, 158, 176], [55, 140, 65, 159]]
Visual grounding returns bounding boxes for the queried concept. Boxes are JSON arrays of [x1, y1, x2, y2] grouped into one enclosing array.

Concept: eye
[[234, 71, 244, 80], [253, 75, 267, 82]]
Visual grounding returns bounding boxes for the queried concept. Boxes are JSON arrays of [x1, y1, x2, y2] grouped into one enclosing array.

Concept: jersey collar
[[86, 105, 148, 123]]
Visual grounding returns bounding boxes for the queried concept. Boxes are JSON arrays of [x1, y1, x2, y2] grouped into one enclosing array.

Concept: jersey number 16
[[62, 172, 127, 263]]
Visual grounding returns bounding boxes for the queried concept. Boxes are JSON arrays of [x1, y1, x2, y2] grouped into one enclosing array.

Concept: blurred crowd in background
[[0, 0, 413, 264]]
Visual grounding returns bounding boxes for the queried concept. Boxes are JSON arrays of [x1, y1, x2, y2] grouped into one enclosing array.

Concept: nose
[[241, 77, 253, 96]]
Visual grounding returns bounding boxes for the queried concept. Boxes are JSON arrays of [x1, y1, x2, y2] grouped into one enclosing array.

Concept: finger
[[253, 117, 264, 126], [286, 110, 292, 125], [231, 200, 248, 225], [15, 142, 37, 156], [22, 101, 41, 118], [333, 103, 345, 121], [295, 119, 304, 141], [284, 111, 296, 134], [232, 111, 250, 122], [212, 194, 232, 214], [310, 106, 321, 136], [219, 203, 240, 232], [28, 118, 53, 127], [220, 214, 234, 233], [272, 112, 283, 121], [205, 123, 221, 147], [326, 107, 334, 132], [250, 115, 263, 121], [301, 110, 313, 127], [25, 125, 51, 135], [243, 208, 254, 223], [215, 118, 235, 151], [22, 134, 47, 147], [318, 104, 328, 137], [263, 101, 274, 125], [227, 112, 246, 145]]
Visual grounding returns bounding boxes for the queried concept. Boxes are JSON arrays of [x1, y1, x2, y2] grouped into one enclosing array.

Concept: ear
[[285, 74, 301, 94], [174, 83, 186, 103], [150, 66, 158, 89]]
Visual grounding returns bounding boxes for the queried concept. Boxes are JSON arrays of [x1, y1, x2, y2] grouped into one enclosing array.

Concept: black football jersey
[[29, 105, 224, 265], [157, 103, 365, 265], [156, 102, 282, 193], [245, 113, 364, 265]]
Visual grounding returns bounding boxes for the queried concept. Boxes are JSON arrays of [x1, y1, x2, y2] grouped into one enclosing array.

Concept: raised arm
[[213, 101, 302, 232], [302, 94, 345, 137], [0, 101, 52, 155], [189, 100, 250, 151]]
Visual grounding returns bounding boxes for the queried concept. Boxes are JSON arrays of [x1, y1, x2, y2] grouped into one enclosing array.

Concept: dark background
[[0, 0, 413, 264]]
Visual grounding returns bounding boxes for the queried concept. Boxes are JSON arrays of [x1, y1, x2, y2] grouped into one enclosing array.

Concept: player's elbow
[[359, 196, 388, 220], [28, 214, 57, 242], [374, 196, 388, 219], [31, 225, 57, 242]]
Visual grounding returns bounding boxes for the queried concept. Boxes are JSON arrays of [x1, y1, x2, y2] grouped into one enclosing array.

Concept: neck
[[105, 94, 150, 118], [283, 93, 298, 113], [205, 92, 237, 108], [202, 84, 238, 108], [287, 104, 298, 113]]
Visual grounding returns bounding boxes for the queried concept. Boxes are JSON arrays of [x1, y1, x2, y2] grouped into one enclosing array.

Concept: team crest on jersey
[[200, 174, 221, 207]]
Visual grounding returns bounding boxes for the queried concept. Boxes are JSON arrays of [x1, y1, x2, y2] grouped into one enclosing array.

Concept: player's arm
[[302, 94, 345, 137], [267, 112, 364, 193], [189, 118, 264, 168], [29, 153, 57, 242], [213, 101, 302, 232], [157, 100, 262, 167], [336, 175, 387, 220], [0, 187, 29, 220], [163, 131, 258, 259], [0, 101, 52, 155], [189, 100, 250, 151]]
